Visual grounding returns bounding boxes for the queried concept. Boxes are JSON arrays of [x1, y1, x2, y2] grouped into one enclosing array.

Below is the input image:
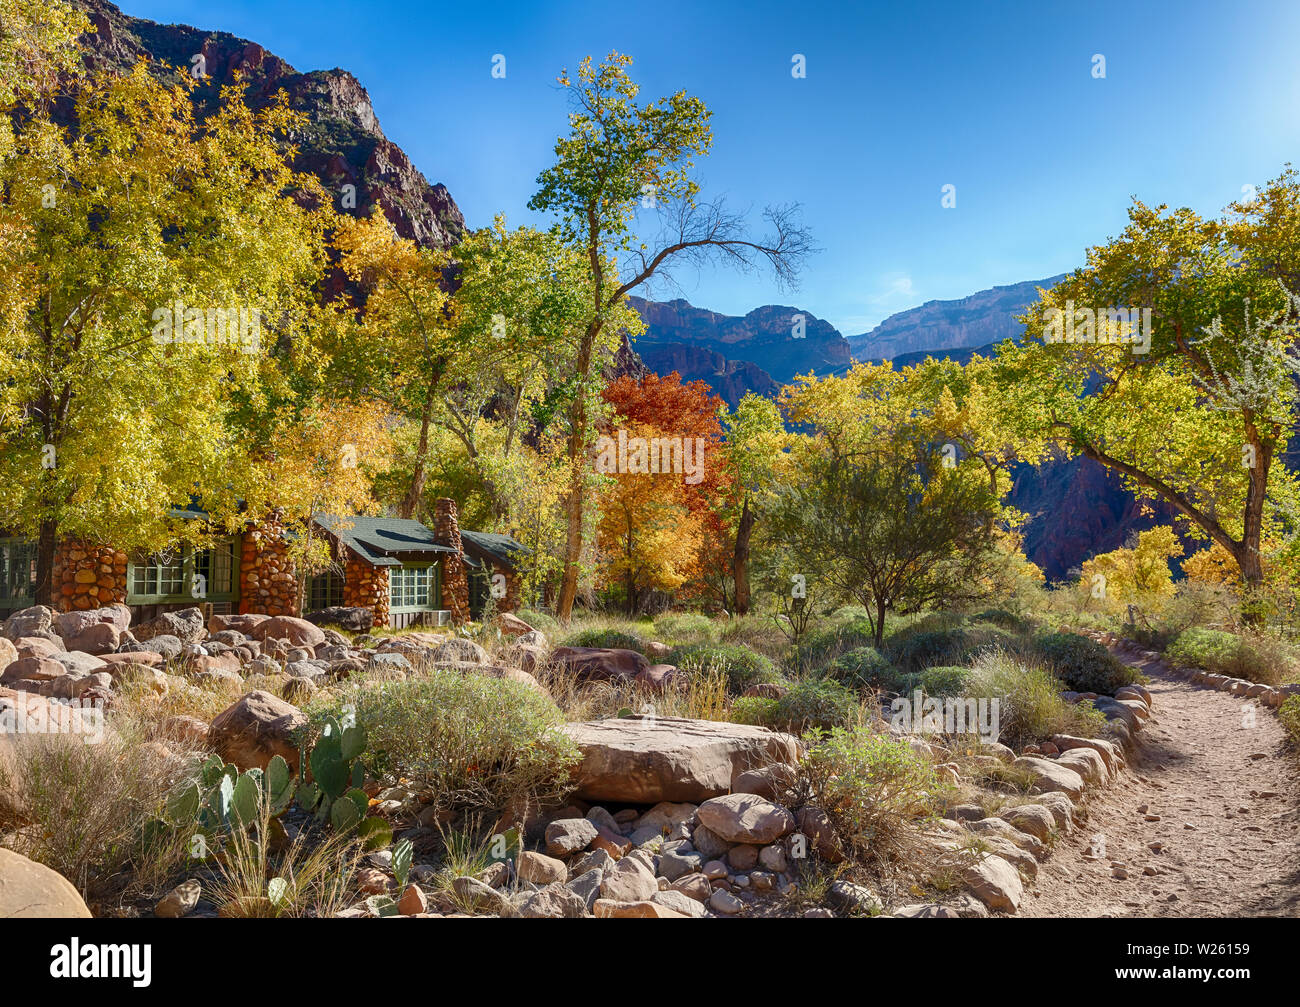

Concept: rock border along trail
[[1021, 644, 1300, 918]]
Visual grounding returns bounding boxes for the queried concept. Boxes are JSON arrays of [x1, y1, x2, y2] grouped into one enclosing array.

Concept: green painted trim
[[388, 561, 442, 612], [126, 538, 240, 605]]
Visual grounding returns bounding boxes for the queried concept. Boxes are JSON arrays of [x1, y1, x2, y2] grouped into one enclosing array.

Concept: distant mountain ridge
[[628, 296, 851, 406], [74, 0, 466, 250], [849, 275, 1066, 361]]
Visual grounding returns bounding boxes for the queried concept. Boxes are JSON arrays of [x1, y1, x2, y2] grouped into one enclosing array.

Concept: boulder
[[209, 613, 270, 636], [652, 889, 708, 917], [304, 607, 374, 634], [135, 608, 205, 645], [0, 848, 91, 918], [0, 636, 16, 675], [432, 638, 489, 665], [549, 646, 667, 689], [251, 616, 326, 651], [1056, 747, 1108, 787], [796, 804, 845, 862], [1051, 734, 1122, 773], [697, 793, 795, 845], [494, 612, 536, 637], [594, 898, 688, 918], [561, 716, 800, 803], [998, 804, 1056, 842], [1013, 756, 1085, 801], [517, 883, 588, 918], [963, 854, 1023, 913], [599, 856, 658, 903], [517, 851, 568, 885], [13, 636, 62, 659], [138, 634, 183, 661], [61, 622, 121, 655], [1, 605, 55, 641], [206, 690, 307, 772], [545, 818, 599, 857], [0, 656, 66, 685]]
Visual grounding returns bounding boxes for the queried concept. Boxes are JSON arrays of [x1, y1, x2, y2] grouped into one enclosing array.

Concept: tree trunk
[[399, 388, 436, 520], [556, 319, 600, 624], [34, 517, 58, 608], [873, 596, 887, 649], [732, 495, 755, 616]]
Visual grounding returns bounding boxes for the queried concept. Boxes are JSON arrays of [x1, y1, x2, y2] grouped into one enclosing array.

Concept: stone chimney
[[431, 498, 470, 624]]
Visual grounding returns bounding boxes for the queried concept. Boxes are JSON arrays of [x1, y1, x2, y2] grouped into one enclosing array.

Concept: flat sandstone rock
[[561, 716, 799, 804]]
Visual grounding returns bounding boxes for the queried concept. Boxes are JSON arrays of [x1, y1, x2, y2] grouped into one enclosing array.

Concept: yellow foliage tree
[[1079, 526, 1184, 608]]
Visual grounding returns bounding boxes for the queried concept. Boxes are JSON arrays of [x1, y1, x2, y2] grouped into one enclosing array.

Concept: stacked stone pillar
[[52, 540, 127, 611], [239, 518, 298, 616], [343, 552, 390, 628], [432, 497, 470, 625]]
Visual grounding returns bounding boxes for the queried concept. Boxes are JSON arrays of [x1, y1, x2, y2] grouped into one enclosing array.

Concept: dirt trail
[[1020, 650, 1300, 918]]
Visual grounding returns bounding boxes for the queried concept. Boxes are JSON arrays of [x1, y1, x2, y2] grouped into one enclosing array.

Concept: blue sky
[[123, 0, 1300, 335]]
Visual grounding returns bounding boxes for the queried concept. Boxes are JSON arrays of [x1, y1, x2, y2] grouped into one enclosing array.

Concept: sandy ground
[[1020, 650, 1300, 918]]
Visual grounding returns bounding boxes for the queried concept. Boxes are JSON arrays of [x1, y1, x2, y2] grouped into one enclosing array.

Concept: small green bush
[[973, 608, 1032, 632], [563, 627, 644, 652], [669, 643, 782, 694], [652, 612, 716, 644], [968, 650, 1108, 747], [774, 679, 860, 733], [324, 670, 578, 816], [730, 695, 779, 727], [825, 646, 904, 691], [515, 608, 559, 634], [802, 727, 943, 867], [1278, 695, 1300, 744], [791, 616, 878, 672], [1032, 631, 1143, 694], [909, 665, 972, 698], [888, 627, 974, 673], [1166, 628, 1285, 686]]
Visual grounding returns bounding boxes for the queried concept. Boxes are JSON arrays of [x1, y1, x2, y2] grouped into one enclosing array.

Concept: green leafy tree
[[998, 169, 1300, 598], [0, 63, 332, 602], [528, 52, 813, 622]]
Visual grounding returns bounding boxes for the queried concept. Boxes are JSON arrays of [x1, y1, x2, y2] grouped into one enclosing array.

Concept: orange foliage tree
[[597, 372, 731, 611]]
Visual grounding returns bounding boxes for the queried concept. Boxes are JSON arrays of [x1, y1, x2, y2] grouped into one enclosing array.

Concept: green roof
[[316, 515, 457, 567], [460, 529, 531, 571]]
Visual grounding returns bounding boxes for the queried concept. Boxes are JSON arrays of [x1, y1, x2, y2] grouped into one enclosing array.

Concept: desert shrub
[[515, 608, 559, 633], [1166, 627, 1287, 686], [908, 665, 972, 697], [669, 643, 782, 694], [0, 727, 189, 899], [802, 726, 943, 867], [774, 679, 861, 733], [967, 650, 1108, 748], [730, 695, 779, 727], [973, 608, 1033, 632], [563, 626, 644, 652], [653, 612, 716, 644], [889, 621, 1021, 674], [825, 646, 906, 691], [1031, 630, 1143, 694], [1278, 696, 1300, 744], [791, 616, 878, 672], [887, 627, 974, 673], [325, 670, 578, 816]]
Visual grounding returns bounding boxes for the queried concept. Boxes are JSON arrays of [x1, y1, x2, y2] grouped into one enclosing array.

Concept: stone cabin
[[0, 497, 529, 630]]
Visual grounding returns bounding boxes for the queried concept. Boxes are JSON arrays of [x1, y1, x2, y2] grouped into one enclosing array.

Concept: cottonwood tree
[[772, 364, 1005, 647], [0, 63, 332, 603], [768, 434, 1002, 649], [999, 169, 1300, 602], [331, 210, 455, 521], [528, 52, 814, 622], [719, 393, 789, 615]]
